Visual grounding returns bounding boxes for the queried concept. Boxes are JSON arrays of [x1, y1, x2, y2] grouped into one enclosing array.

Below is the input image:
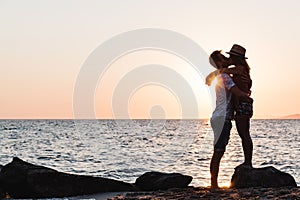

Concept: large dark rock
[[135, 171, 192, 191], [0, 189, 4, 199], [0, 164, 5, 199], [0, 157, 136, 198], [230, 165, 297, 188]]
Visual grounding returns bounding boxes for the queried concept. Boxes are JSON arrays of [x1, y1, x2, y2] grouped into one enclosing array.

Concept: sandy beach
[[108, 186, 300, 200]]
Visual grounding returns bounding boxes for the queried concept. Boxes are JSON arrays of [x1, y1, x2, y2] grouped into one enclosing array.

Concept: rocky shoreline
[[0, 158, 192, 199], [109, 186, 300, 200], [0, 157, 298, 199]]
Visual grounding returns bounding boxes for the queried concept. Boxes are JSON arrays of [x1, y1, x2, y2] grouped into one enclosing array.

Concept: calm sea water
[[0, 119, 299, 188]]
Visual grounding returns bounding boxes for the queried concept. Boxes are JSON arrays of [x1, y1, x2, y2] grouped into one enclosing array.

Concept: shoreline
[[108, 186, 300, 200]]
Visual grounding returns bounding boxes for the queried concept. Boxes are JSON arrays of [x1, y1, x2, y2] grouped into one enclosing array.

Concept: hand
[[248, 90, 252, 96]]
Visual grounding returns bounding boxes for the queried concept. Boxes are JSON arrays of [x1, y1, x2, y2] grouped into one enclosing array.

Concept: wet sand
[[108, 186, 300, 200]]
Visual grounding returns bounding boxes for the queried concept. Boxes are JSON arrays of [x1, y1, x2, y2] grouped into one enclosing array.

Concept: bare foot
[[237, 162, 253, 169], [210, 184, 220, 190]]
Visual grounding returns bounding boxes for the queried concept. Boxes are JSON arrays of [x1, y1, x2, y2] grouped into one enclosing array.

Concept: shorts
[[210, 117, 232, 151], [235, 101, 253, 118]]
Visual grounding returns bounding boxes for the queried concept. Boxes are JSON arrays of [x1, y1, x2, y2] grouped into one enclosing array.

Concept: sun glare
[[95, 49, 213, 119]]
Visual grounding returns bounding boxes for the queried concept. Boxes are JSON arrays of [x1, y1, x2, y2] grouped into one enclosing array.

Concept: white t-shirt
[[211, 73, 235, 121]]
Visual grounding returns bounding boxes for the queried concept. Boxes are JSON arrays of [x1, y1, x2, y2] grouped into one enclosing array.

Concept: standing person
[[206, 50, 252, 189], [222, 44, 254, 167]]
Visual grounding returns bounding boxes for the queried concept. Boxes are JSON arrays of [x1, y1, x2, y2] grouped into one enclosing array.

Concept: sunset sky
[[0, 0, 299, 119]]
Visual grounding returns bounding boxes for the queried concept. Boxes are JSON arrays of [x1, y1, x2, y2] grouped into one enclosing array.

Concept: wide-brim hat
[[226, 44, 248, 59]]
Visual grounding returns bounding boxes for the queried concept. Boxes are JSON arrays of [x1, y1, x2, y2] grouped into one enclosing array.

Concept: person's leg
[[235, 115, 253, 167], [210, 120, 232, 188], [210, 150, 224, 188]]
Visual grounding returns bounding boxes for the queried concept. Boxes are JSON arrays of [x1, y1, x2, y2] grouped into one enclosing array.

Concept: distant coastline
[[278, 114, 300, 119]]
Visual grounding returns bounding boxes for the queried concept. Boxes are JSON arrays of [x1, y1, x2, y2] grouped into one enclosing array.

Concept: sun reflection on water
[[0, 119, 299, 188]]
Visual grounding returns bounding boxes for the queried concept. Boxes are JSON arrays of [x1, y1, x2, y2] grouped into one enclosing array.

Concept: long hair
[[231, 55, 250, 74]]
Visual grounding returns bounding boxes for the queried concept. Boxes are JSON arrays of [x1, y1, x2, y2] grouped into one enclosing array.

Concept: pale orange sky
[[0, 0, 299, 119]]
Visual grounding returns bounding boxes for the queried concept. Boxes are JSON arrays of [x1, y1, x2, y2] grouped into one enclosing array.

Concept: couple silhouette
[[206, 44, 254, 188]]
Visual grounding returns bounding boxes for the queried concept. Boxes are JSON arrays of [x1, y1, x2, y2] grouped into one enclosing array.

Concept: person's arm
[[221, 73, 253, 102], [231, 86, 253, 102], [220, 66, 244, 75], [205, 70, 219, 86]]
